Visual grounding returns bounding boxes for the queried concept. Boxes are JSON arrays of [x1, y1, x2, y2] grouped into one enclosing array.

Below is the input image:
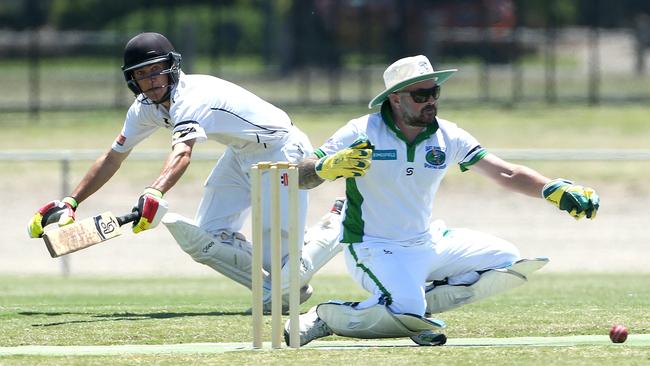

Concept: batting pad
[[162, 213, 273, 301], [295, 209, 344, 286]]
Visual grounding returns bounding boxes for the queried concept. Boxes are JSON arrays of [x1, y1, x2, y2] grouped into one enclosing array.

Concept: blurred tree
[[0, 0, 49, 29], [516, 0, 578, 27], [47, 0, 266, 59], [49, 0, 235, 29]]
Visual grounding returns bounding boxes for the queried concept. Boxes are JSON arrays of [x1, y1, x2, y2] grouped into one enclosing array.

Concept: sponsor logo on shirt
[[172, 126, 197, 140], [115, 133, 126, 146], [424, 146, 446, 169], [372, 149, 397, 160]]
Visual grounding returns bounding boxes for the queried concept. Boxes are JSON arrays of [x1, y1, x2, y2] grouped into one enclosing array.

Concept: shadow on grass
[[19, 310, 250, 327]]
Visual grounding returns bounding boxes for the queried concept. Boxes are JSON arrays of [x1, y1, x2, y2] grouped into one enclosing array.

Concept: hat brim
[[368, 69, 458, 108]]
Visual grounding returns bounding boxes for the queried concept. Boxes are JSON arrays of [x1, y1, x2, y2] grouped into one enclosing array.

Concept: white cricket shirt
[[112, 72, 293, 152], [315, 103, 487, 243]]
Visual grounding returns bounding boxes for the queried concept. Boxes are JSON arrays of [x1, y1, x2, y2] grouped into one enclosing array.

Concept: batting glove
[[27, 196, 78, 238], [315, 136, 373, 181], [132, 187, 169, 234], [543, 178, 600, 220]]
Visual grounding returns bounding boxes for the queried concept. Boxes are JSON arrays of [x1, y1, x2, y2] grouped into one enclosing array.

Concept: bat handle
[[117, 212, 140, 226]]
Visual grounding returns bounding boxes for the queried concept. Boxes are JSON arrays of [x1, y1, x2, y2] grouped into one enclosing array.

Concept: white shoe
[[410, 330, 447, 346], [284, 306, 333, 346]]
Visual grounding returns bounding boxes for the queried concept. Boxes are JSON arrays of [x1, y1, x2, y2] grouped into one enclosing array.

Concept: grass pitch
[[0, 274, 648, 365]]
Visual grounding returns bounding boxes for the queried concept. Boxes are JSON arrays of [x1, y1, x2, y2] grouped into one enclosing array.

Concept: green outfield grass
[[2, 104, 650, 191], [0, 274, 648, 365], [4, 104, 650, 149], [3, 53, 650, 108]]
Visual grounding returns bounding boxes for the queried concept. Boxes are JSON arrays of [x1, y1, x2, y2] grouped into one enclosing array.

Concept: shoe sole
[[411, 333, 447, 346]]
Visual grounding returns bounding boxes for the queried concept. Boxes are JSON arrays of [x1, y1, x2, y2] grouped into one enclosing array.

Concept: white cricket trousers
[[194, 127, 313, 272], [344, 220, 520, 316]]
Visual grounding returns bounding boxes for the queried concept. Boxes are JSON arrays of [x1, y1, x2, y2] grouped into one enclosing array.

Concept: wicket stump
[[250, 162, 301, 349]]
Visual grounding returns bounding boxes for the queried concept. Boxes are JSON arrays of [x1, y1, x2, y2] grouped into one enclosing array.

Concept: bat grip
[[117, 212, 140, 226]]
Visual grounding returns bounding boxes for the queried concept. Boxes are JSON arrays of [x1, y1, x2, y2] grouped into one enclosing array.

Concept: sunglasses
[[395, 85, 441, 103]]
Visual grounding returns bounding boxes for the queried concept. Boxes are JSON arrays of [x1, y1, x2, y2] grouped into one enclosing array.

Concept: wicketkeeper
[[287, 55, 600, 346]]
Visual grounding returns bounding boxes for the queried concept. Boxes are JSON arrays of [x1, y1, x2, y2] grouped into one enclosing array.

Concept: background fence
[[4, 0, 650, 116]]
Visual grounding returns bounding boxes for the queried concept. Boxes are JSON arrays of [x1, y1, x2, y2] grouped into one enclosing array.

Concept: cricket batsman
[[26, 32, 357, 311]]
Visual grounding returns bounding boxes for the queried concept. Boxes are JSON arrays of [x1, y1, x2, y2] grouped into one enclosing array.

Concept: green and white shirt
[[315, 103, 487, 244]]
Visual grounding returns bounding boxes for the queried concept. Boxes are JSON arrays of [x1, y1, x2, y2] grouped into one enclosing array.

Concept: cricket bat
[[42, 211, 139, 258]]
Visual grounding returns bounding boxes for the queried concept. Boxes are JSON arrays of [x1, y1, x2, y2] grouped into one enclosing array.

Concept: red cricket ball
[[609, 324, 628, 343]]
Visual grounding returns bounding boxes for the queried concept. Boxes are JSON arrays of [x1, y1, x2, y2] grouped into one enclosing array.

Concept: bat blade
[[42, 212, 132, 257]]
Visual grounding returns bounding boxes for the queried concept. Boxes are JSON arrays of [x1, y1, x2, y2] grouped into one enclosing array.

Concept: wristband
[[144, 187, 164, 198], [62, 196, 78, 209]]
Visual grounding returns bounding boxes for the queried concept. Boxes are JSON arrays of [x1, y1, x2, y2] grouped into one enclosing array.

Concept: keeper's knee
[[387, 291, 427, 316]]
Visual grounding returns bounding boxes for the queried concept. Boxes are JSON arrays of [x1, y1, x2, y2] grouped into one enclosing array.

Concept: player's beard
[[404, 104, 437, 128]]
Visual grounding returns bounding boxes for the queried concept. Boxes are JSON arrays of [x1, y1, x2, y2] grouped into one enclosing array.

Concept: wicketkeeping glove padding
[[132, 188, 169, 234], [27, 196, 78, 238], [543, 178, 599, 220], [315, 136, 374, 181]]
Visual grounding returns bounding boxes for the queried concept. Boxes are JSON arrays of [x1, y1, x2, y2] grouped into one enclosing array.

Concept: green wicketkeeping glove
[[542, 178, 600, 220], [315, 136, 373, 181]]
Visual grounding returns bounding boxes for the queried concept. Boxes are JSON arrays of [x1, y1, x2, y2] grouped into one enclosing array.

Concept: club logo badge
[[424, 146, 446, 169], [418, 61, 431, 74]]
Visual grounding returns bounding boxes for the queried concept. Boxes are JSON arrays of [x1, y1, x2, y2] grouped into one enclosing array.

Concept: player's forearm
[[297, 156, 325, 189], [71, 148, 129, 203], [497, 164, 550, 198], [473, 154, 550, 198], [149, 141, 193, 194]]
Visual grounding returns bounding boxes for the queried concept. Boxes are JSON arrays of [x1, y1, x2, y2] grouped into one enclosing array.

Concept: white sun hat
[[368, 55, 457, 108]]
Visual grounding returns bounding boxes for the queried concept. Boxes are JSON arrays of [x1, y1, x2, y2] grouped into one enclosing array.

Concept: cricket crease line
[[1, 335, 649, 356]]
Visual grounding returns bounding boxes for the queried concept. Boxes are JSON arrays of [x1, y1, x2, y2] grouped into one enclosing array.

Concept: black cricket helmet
[[121, 32, 182, 104]]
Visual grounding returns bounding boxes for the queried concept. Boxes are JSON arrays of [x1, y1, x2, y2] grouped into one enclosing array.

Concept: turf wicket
[[250, 162, 300, 349]]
